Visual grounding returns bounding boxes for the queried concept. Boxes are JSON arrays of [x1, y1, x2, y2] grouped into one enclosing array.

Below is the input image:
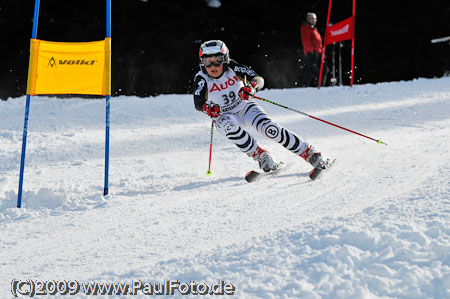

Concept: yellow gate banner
[[27, 38, 111, 96]]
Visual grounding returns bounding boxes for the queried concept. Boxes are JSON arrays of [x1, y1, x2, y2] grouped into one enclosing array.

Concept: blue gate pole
[[104, 0, 111, 196], [18, 0, 41, 208], [104, 95, 110, 196]]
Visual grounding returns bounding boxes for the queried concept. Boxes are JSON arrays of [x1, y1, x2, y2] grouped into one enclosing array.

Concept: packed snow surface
[[1, 78, 449, 298]]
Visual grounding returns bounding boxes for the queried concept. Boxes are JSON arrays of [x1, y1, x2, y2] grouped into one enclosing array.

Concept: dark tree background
[[0, 0, 449, 100]]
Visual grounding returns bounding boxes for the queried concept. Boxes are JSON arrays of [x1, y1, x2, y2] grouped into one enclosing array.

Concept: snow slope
[[1, 78, 449, 298]]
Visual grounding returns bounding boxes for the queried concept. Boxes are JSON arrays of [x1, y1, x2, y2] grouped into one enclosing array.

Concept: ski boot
[[299, 145, 326, 169], [251, 146, 278, 173], [300, 145, 335, 180]]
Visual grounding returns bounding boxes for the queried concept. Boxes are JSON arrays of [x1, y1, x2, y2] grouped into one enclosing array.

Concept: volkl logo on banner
[[47, 57, 57, 68]]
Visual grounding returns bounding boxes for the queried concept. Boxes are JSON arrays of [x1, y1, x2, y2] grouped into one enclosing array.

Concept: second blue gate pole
[[104, 0, 111, 196]]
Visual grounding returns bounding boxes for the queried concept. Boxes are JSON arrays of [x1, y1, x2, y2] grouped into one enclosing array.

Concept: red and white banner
[[324, 16, 354, 46], [318, 0, 356, 88]]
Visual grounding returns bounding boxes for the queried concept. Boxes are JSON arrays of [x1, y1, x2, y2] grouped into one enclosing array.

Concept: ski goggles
[[201, 56, 225, 68]]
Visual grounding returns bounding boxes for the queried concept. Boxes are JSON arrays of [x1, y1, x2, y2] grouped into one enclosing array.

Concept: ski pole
[[206, 119, 215, 175], [253, 95, 387, 145]]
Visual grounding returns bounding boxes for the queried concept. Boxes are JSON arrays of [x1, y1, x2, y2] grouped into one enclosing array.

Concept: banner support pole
[[350, 0, 356, 86], [318, 0, 333, 89], [17, 0, 40, 208], [104, 0, 111, 196]]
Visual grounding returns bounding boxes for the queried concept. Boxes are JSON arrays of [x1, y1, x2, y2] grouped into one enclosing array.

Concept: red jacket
[[301, 22, 323, 56]]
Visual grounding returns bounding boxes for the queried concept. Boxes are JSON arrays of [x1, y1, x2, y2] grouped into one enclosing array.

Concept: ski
[[309, 159, 336, 181], [244, 170, 263, 183], [245, 159, 335, 182], [244, 162, 285, 183]]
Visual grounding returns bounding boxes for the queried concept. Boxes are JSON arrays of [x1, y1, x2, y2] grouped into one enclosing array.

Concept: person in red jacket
[[301, 12, 328, 87]]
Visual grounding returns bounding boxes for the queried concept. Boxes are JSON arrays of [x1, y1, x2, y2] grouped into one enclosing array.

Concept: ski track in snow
[[0, 78, 449, 298]]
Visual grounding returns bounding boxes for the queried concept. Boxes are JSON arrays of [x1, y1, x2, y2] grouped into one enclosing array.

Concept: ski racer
[[193, 40, 328, 174]]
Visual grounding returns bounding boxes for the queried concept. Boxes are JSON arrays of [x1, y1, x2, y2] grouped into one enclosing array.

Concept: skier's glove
[[239, 81, 258, 101], [202, 102, 221, 119], [238, 85, 255, 101]]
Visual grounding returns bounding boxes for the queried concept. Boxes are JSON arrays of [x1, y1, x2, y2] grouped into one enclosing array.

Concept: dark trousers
[[302, 51, 328, 87]]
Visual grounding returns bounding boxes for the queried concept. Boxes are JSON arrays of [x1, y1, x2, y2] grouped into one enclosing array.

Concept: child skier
[[193, 40, 328, 177]]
